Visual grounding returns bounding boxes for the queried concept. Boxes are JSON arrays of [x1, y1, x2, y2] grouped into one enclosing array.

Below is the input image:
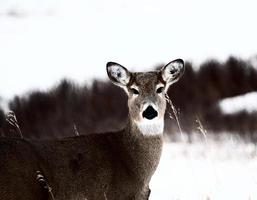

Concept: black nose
[[142, 106, 158, 120]]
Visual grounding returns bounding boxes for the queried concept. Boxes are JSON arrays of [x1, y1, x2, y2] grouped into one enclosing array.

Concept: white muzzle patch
[[135, 118, 164, 136]]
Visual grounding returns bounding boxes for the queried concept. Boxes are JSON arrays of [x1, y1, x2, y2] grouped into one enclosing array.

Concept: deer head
[[107, 59, 185, 136]]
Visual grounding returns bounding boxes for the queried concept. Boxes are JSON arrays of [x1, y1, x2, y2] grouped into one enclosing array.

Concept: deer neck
[[121, 116, 163, 183]]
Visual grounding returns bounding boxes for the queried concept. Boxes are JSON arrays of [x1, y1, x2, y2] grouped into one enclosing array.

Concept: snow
[[0, 2, 257, 198], [219, 92, 257, 114], [150, 133, 257, 200]]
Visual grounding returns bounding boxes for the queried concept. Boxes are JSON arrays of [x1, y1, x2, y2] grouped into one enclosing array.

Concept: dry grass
[[165, 93, 187, 142], [6, 111, 23, 138], [73, 123, 80, 136]]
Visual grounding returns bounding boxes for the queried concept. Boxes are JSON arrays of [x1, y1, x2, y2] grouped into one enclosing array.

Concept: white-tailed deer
[[0, 59, 184, 200]]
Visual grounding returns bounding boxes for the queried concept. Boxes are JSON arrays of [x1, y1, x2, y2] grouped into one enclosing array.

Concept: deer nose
[[142, 105, 158, 120]]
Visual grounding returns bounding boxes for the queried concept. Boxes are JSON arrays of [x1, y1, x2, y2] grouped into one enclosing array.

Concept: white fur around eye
[[131, 86, 139, 95], [156, 84, 165, 94]]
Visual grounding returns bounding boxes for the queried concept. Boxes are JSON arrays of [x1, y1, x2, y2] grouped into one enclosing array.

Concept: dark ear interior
[[161, 59, 185, 85], [106, 62, 131, 87]]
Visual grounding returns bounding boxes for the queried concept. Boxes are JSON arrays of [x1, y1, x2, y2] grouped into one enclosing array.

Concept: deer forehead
[[130, 72, 164, 89]]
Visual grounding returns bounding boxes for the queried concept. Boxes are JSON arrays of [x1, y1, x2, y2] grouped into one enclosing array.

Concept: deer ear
[[161, 59, 185, 86], [106, 62, 131, 87]]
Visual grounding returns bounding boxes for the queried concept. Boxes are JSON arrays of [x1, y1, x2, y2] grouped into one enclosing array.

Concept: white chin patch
[[135, 118, 164, 136]]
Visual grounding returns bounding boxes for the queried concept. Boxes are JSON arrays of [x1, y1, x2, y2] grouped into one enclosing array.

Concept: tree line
[[0, 56, 257, 139]]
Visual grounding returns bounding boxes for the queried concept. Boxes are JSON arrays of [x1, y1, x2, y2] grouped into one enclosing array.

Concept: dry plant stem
[[196, 117, 208, 143], [6, 111, 23, 139], [48, 190, 55, 200], [165, 93, 186, 141], [104, 192, 108, 200], [36, 171, 55, 200], [73, 123, 80, 136], [196, 117, 220, 188]]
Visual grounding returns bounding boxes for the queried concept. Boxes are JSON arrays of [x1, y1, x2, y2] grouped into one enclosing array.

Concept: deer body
[[0, 59, 184, 200]]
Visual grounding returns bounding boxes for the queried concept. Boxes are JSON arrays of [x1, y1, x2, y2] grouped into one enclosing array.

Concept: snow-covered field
[[150, 134, 257, 200]]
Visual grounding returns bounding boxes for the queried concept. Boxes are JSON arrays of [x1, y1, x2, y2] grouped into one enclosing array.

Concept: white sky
[[0, 0, 257, 98]]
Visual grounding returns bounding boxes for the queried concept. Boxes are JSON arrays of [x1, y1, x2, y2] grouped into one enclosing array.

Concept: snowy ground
[[219, 92, 257, 114], [150, 133, 257, 200]]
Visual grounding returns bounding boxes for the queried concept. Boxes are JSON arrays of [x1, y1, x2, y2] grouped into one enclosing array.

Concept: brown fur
[[0, 129, 162, 200], [0, 59, 184, 200]]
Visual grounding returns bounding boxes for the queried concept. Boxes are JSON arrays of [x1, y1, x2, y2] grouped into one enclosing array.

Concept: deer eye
[[156, 87, 164, 94], [131, 88, 139, 95]]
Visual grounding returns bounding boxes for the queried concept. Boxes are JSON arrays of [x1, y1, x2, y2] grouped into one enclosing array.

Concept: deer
[[0, 59, 185, 200]]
